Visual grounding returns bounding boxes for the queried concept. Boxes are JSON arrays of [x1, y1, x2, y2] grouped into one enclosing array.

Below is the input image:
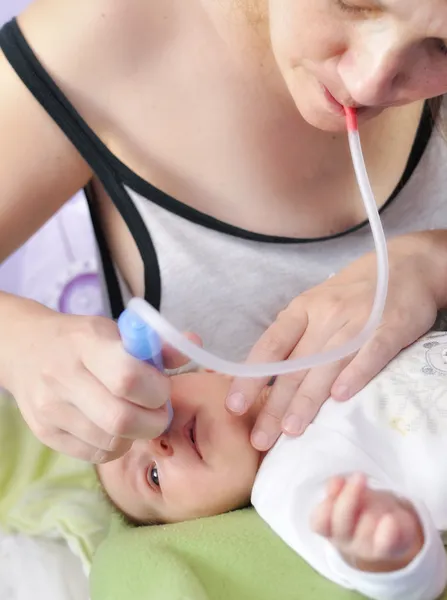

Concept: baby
[[97, 332, 447, 600]]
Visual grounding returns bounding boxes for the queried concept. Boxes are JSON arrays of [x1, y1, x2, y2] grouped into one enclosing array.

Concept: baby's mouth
[[185, 417, 203, 460]]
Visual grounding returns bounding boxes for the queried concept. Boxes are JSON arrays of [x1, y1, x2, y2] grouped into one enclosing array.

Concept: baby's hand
[[310, 473, 424, 572]]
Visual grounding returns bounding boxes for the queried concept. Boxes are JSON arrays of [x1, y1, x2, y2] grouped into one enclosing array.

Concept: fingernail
[[252, 431, 271, 450], [333, 384, 350, 401], [226, 392, 246, 413], [283, 414, 304, 436]]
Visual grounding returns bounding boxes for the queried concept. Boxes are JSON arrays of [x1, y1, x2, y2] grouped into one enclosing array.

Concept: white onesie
[[252, 332, 447, 600]]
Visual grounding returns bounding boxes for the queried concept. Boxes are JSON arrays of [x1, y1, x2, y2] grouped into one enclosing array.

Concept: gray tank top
[[120, 125, 446, 361], [1, 19, 445, 361]]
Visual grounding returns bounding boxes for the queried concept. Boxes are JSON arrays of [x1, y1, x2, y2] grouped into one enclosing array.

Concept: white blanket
[[0, 530, 89, 600]]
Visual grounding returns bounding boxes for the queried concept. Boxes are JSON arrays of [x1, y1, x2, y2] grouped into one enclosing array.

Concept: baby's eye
[[148, 464, 160, 487]]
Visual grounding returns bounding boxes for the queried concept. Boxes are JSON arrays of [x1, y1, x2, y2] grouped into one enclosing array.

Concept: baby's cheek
[[227, 445, 259, 492]]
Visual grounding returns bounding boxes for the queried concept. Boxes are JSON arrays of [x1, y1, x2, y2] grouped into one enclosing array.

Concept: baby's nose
[[149, 435, 174, 458]]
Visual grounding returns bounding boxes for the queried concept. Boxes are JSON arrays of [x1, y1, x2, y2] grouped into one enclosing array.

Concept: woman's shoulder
[[16, 0, 179, 94]]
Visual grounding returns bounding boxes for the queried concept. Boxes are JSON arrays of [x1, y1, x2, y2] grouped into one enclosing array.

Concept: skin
[[97, 373, 265, 523], [263, 0, 447, 131], [99, 372, 424, 574], [311, 473, 424, 572], [0, 0, 447, 462], [226, 0, 447, 450]]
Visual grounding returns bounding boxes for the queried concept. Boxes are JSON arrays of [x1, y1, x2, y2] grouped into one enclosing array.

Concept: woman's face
[[266, 0, 447, 130]]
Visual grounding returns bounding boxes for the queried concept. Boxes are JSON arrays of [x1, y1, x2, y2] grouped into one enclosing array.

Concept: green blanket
[[1, 389, 445, 599], [90, 509, 447, 600], [0, 391, 112, 572]]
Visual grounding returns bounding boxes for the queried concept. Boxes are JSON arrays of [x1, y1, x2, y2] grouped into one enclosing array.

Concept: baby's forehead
[[171, 371, 231, 392]]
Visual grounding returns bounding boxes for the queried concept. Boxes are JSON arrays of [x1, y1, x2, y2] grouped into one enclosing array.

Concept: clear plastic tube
[[127, 109, 389, 378]]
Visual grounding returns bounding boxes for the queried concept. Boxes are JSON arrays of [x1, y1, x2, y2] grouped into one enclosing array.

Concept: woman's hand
[[226, 231, 447, 451], [1, 295, 198, 463]]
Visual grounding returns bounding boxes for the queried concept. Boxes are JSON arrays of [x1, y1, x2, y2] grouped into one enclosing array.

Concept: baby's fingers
[[311, 497, 335, 538], [373, 514, 402, 559], [331, 327, 413, 401], [327, 476, 346, 500], [311, 477, 346, 538], [373, 511, 420, 560], [331, 473, 367, 540]]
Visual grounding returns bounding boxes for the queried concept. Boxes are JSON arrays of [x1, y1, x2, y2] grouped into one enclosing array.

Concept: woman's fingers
[[13, 312, 201, 463], [43, 430, 124, 464], [250, 380, 294, 449], [226, 308, 309, 416], [283, 357, 351, 429], [63, 367, 171, 441], [332, 293, 437, 400], [38, 401, 133, 455], [82, 337, 170, 411], [249, 321, 359, 450], [278, 320, 366, 432], [251, 320, 427, 453], [331, 325, 412, 401]]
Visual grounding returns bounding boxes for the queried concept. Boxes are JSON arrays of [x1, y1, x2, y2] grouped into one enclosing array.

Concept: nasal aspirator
[[118, 309, 174, 431]]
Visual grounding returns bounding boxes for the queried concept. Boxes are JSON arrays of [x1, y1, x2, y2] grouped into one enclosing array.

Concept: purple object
[[0, 0, 30, 24], [58, 272, 103, 315], [0, 194, 104, 316]]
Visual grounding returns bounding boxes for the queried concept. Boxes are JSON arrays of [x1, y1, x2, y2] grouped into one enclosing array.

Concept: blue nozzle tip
[[118, 309, 162, 367]]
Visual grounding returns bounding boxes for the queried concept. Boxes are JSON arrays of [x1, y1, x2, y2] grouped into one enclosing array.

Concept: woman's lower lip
[[322, 86, 345, 115], [322, 86, 372, 119]]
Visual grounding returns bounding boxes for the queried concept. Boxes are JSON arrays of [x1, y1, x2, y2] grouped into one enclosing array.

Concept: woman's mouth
[[321, 85, 369, 117], [322, 85, 345, 114]]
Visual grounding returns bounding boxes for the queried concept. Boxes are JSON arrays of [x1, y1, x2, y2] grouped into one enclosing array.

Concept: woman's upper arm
[[0, 0, 163, 262], [0, 0, 140, 261], [0, 45, 93, 260], [0, 3, 98, 261]]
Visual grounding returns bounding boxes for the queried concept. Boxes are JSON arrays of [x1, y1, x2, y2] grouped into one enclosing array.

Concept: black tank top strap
[[0, 19, 117, 182], [0, 18, 162, 315]]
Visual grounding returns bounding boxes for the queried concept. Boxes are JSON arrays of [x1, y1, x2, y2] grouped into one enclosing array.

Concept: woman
[[0, 0, 446, 462]]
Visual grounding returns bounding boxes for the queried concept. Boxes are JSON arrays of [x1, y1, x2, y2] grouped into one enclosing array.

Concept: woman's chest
[[97, 141, 447, 362], [96, 22, 422, 241], [93, 80, 424, 316]]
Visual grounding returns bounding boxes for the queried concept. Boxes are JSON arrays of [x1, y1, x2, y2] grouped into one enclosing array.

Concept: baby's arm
[[310, 473, 446, 600], [253, 426, 447, 600]]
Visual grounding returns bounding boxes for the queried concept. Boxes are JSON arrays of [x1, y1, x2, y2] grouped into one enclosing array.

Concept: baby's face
[[97, 372, 263, 524]]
